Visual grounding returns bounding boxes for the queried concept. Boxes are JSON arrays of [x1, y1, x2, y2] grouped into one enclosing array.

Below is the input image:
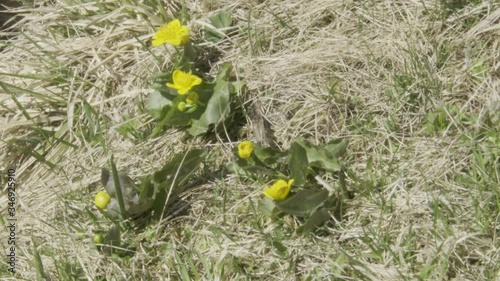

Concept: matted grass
[[1, 0, 499, 280]]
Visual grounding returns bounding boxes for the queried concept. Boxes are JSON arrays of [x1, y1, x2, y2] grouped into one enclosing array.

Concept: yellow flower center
[[166, 70, 202, 95]]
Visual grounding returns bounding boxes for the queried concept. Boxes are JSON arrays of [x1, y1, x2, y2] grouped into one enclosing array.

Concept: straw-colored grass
[[1, 0, 499, 280]]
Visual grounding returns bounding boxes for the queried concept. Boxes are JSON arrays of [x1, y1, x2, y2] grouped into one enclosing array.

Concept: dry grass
[[1, 0, 499, 280]]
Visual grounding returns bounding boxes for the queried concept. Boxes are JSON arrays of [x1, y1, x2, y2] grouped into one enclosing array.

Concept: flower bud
[[237, 140, 254, 159], [93, 233, 103, 244], [186, 92, 199, 105], [263, 179, 294, 201], [94, 191, 111, 209], [177, 101, 187, 112]]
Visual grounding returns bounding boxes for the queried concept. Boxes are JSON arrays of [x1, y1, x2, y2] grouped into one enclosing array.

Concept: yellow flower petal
[[263, 187, 276, 199], [167, 70, 202, 95], [152, 19, 190, 47], [262, 179, 294, 201], [238, 140, 254, 159]]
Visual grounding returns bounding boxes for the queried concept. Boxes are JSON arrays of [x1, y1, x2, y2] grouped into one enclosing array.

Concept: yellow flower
[[152, 19, 190, 47], [238, 140, 254, 159], [166, 70, 202, 95], [95, 191, 111, 209], [263, 179, 294, 201], [186, 92, 199, 105]]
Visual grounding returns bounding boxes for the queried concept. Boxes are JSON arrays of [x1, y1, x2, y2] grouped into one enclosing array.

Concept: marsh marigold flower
[[263, 179, 294, 201], [95, 191, 111, 209], [238, 140, 254, 159], [152, 19, 190, 47], [167, 70, 202, 95]]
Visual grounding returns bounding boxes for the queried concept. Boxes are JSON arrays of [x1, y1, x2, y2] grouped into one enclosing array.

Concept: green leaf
[[153, 188, 167, 220], [253, 146, 287, 166], [210, 11, 232, 29], [104, 225, 121, 246], [289, 142, 308, 186], [153, 149, 206, 188], [242, 165, 275, 176], [103, 225, 121, 255], [110, 155, 128, 221], [229, 81, 245, 95], [258, 197, 277, 218], [32, 241, 48, 280], [147, 91, 172, 120], [101, 168, 138, 201], [151, 95, 195, 136], [205, 11, 233, 42], [188, 63, 232, 136], [138, 180, 154, 203], [295, 139, 348, 172], [324, 139, 348, 158], [127, 180, 154, 216], [275, 189, 328, 217], [195, 82, 216, 103], [297, 208, 331, 234]]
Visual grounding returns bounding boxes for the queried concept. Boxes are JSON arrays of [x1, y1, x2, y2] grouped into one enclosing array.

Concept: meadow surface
[[0, 0, 499, 280]]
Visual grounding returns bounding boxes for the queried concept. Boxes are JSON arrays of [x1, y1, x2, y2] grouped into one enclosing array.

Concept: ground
[[0, 0, 499, 280]]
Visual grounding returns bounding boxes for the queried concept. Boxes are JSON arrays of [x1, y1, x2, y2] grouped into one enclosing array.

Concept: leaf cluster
[[95, 150, 206, 254], [234, 139, 349, 233]]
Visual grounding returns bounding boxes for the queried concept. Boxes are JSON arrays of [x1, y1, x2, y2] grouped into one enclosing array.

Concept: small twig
[[314, 175, 336, 195], [315, 167, 351, 200]]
